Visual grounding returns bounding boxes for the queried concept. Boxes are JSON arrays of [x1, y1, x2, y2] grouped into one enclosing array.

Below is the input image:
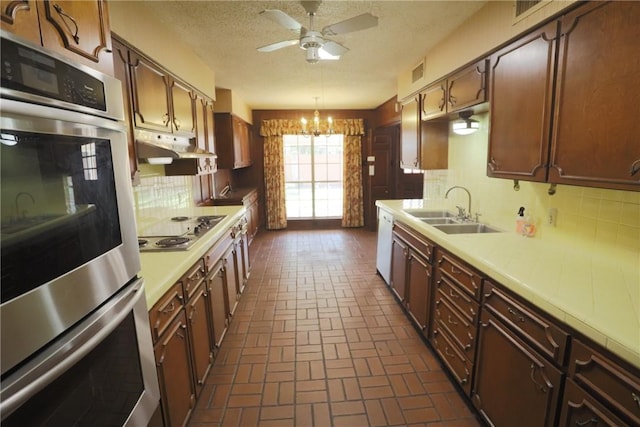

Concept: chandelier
[[301, 97, 333, 136]]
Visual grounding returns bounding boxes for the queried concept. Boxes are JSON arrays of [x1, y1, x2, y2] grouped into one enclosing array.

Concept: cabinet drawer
[[483, 280, 568, 366], [183, 259, 206, 300], [559, 378, 628, 427], [432, 324, 473, 396], [393, 221, 434, 262], [569, 339, 640, 426], [433, 294, 477, 359], [434, 272, 479, 325], [150, 281, 184, 342], [435, 250, 482, 300]]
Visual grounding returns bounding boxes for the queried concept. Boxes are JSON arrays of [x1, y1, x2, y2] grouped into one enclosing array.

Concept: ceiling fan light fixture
[[452, 111, 480, 135], [306, 46, 320, 63]]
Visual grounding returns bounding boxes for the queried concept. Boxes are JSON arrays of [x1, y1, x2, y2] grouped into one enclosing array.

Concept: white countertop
[[137, 205, 245, 308], [377, 200, 640, 369]]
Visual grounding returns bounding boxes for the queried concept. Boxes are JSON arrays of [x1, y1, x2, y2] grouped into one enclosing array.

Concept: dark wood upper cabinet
[[214, 113, 252, 169], [549, 1, 640, 190], [487, 21, 558, 182], [447, 60, 487, 114], [1, 0, 113, 75], [400, 96, 420, 169], [420, 82, 447, 121], [129, 51, 172, 132], [170, 79, 195, 134]]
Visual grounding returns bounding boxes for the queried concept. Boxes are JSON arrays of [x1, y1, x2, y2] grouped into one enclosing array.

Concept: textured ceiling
[[140, 1, 487, 110]]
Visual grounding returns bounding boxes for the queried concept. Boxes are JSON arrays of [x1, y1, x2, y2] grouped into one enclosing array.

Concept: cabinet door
[[170, 79, 195, 135], [130, 52, 171, 132], [231, 116, 251, 168], [154, 311, 195, 427], [193, 95, 210, 175], [390, 234, 408, 302], [420, 82, 446, 120], [406, 250, 431, 331], [447, 60, 487, 114], [37, 0, 113, 75], [559, 379, 628, 427], [1, 0, 41, 45], [472, 310, 563, 427], [207, 263, 228, 348], [549, 1, 640, 191], [400, 96, 420, 169], [111, 37, 138, 182], [187, 284, 213, 396], [223, 247, 239, 317], [419, 120, 448, 170], [487, 21, 558, 182], [204, 99, 217, 172]]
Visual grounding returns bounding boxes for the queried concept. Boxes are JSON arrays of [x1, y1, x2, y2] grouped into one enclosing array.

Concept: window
[[283, 134, 343, 219]]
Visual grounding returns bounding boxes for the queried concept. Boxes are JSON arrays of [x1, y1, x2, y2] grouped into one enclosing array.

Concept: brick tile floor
[[189, 229, 481, 427]]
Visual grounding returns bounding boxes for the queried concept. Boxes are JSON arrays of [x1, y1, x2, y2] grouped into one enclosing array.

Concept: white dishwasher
[[376, 208, 393, 285]]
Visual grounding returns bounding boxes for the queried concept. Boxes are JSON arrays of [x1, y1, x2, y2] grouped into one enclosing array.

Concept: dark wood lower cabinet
[[559, 378, 627, 427], [154, 310, 195, 427], [390, 235, 408, 301], [472, 310, 563, 427], [187, 283, 214, 395], [223, 246, 239, 317], [406, 250, 431, 331], [207, 260, 229, 348]]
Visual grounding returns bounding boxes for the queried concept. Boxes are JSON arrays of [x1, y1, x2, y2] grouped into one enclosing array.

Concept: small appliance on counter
[[138, 215, 226, 251]]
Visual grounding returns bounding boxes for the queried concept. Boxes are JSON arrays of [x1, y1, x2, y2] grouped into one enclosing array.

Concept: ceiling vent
[[515, 0, 542, 17]]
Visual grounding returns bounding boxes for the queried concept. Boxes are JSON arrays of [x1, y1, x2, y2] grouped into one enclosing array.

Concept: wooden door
[[368, 125, 396, 229], [170, 79, 195, 135], [207, 263, 228, 348], [37, 0, 113, 75], [154, 311, 195, 427], [549, 1, 640, 191], [447, 60, 487, 114], [420, 82, 446, 120], [472, 310, 563, 427], [406, 250, 431, 331], [487, 21, 559, 182], [187, 284, 213, 396], [390, 235, 408, 302], [1, 0, 41, 44], [130, 52, 171, 132], [111, 37, 138, 182], [400, 96, 420, 169]]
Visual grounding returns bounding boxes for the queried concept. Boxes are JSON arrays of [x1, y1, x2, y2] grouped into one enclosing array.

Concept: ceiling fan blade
[[259, 9, 303, 32], [257, 39, 299, 52], [322, 13, 378, 36], [321, 40, 348, 57]]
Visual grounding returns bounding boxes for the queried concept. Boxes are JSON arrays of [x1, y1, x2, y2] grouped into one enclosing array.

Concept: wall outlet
[[548, 208, 558, 226]]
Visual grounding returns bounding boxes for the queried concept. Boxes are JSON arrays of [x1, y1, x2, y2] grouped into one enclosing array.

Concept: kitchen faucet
[[15, 191, 35, 220], [445, 186, 472, 221]]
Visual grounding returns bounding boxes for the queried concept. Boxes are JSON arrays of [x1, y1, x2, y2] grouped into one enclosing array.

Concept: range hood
[[135, 129, 216, 165]]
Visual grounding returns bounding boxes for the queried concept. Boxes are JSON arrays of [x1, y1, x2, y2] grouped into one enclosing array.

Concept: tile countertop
[[137, 205, 245, 308], [376, 200, 640, 369]]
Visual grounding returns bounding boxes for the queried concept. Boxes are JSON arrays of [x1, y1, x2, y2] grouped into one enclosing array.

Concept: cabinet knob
[[488, 157, 499, 172]]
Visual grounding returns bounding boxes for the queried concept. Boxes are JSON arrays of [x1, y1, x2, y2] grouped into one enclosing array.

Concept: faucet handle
[[474, 212, 482, 223], [455, 205, 466, 218]]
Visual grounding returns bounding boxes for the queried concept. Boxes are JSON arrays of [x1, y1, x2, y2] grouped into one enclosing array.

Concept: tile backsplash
[[424, 113, 640, 251], [133, 164, 193, 219]]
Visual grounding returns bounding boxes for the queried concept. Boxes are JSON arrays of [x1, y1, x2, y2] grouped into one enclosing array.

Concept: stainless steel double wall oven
[[0, 31, 160, 425]]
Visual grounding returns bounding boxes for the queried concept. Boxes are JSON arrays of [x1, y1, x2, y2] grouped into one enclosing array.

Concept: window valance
[[260, 118, 365, 136]]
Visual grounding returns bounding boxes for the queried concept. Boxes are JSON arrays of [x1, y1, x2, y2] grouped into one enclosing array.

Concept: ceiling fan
[[257, 1, 378, 64]]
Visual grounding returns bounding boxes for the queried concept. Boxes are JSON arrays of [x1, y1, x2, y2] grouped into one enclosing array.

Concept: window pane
[[283, 134, 343, 219]]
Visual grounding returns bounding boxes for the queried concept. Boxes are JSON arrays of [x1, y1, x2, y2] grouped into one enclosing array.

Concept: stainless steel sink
[[420, 217, 461, 225], [404, 209, 455, 219], [433, 223, 503, 234]]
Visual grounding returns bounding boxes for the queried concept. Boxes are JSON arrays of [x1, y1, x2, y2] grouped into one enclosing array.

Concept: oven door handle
[[1, 279, 145, 419]]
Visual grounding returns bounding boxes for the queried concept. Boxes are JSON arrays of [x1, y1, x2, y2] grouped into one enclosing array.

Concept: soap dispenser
[[516, 206, 526, 234]]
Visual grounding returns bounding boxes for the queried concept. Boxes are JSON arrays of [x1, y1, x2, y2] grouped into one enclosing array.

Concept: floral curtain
[[260, 118, 365, 229]]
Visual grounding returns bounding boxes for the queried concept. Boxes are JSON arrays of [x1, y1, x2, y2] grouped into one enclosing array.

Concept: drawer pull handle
[[447, 315, 459, 326], [575, 418, 599, 426], [444, 345, 455, 359], [633, 392, 640, 408], [449, 290, 459, 299], [176, 324, 187, 339], [508, 307, 525, 323], [529, 363, 548, 393], [161, 302, 176, 314]]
